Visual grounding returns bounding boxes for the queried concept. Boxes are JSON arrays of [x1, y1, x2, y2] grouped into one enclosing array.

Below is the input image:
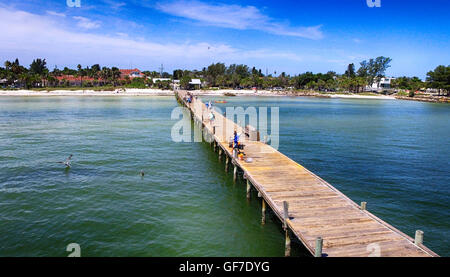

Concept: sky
[[0, 0, 449, 78]]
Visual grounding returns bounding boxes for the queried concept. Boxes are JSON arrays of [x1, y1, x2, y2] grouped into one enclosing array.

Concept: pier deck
[[176, 90, 437, 257]]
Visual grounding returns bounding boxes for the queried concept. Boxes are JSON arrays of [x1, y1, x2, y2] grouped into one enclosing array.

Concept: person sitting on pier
[[233, 131, 239, 147], [231, 131, 245, 158]]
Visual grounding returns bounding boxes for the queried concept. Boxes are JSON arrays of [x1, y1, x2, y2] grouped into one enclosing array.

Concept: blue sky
[[0, 0, 449, 78]]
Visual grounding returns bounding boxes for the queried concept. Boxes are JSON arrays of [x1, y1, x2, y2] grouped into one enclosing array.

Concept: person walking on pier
[[209, 111, 215, 125]]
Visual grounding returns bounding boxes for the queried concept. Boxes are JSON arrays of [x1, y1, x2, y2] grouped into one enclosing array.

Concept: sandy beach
[[0, 88, 175, 96], [0, 88, 398, 100], [328, 94, 396, 100]]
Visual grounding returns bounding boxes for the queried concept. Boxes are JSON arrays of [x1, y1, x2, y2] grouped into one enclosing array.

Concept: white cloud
[[101, 0, 126, 10], [0, 7, 305, 69], [156, 1, 324, 40], [46, 11, 66, 17], [73, 16, 101, 29]]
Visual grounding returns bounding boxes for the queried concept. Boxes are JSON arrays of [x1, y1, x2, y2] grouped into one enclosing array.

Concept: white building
[[189, 79, 202, 89], [369, 77, 395, 90], [189, 79, 202, 85], [152, 78, 171, 84]]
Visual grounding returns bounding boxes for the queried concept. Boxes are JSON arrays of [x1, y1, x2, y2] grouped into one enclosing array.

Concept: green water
[[0, 96, 448, 256]]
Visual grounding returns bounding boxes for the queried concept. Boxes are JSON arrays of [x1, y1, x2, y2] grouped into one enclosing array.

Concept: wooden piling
[[415, 230, 424, 245], [361, 202, 367, 211], [225, 156, 229, 172], [285, 230, 291, 257], [261, 199, 266, 224], [315, 237, 323, 257], [233, 165, 237, 182], [246, 180, 251, 199], [283, 201, 289, 230]]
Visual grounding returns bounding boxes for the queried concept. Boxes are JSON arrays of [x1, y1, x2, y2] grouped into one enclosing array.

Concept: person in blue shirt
[[233, 131, 239, 146]]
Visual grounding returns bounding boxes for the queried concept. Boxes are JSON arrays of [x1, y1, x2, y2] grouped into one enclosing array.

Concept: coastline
[[0, 88, 175, 96], [1, 88, 448, 103], [0, 88, 395, 100]]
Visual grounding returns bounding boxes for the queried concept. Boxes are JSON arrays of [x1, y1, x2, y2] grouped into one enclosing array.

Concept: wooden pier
[[175, 90, 438, 257]]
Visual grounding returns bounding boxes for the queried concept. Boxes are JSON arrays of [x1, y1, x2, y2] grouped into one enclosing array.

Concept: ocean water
[[0, 96, 448, 256]]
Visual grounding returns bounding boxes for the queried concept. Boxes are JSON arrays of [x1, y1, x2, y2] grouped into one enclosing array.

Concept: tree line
[[1, 57, 449, 95]]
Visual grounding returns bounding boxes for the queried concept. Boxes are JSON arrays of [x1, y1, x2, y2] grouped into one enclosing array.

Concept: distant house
[[189, 79, 202, 89], [0, 78, 7, 87], [55, 75, 104, 86], [369, 77, 395, 90], [119, 69, 144, 79], [152, 78, 172, 84]]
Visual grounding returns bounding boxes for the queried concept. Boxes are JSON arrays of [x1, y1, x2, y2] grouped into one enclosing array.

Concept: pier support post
[[261, 199, 266, 224], [283, 201, 289, 230], [285, 230, 291, 257], [225, 156, 229, 172], [233, 165, 237, 182], [315, 237, 323, 257], [415, 230, 424, 245], [218, 148, 222, 161], [246, 180, 251, 199], [361, 202, 367, 211]]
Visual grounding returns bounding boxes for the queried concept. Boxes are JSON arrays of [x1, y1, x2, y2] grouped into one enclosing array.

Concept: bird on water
[[58, 155, 73, 168]]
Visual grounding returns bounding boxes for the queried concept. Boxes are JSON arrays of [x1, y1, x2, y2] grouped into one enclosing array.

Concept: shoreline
[[0, 88, 174, 97], [0, 88, 448, 102]]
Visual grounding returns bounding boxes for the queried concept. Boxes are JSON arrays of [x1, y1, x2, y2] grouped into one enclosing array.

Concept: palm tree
[[100, 67, 111, 86], [111, 67, 121, 87], [77, 64, 84, 87]]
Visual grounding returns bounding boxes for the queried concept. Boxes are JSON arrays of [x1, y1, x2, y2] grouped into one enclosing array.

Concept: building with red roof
[[119, 69, 144, 79]]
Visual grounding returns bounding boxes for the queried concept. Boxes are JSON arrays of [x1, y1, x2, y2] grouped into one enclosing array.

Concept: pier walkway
[[175, 90, 437, 257]]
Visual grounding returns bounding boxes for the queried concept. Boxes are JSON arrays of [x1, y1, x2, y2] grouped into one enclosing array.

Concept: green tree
[[173, 69, 184, 80], [426, 65, 450, 96], [111, 67, 121, 86], [77, 64, 85, 87], [358, 57, 392, 89], [30, 59, 49, 87], [206, 63, 226, 87], [180, 75, 191, 89], [29, 59, 47, 75], [100, 67, 111, 86], [345, 63, 355, 78]]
